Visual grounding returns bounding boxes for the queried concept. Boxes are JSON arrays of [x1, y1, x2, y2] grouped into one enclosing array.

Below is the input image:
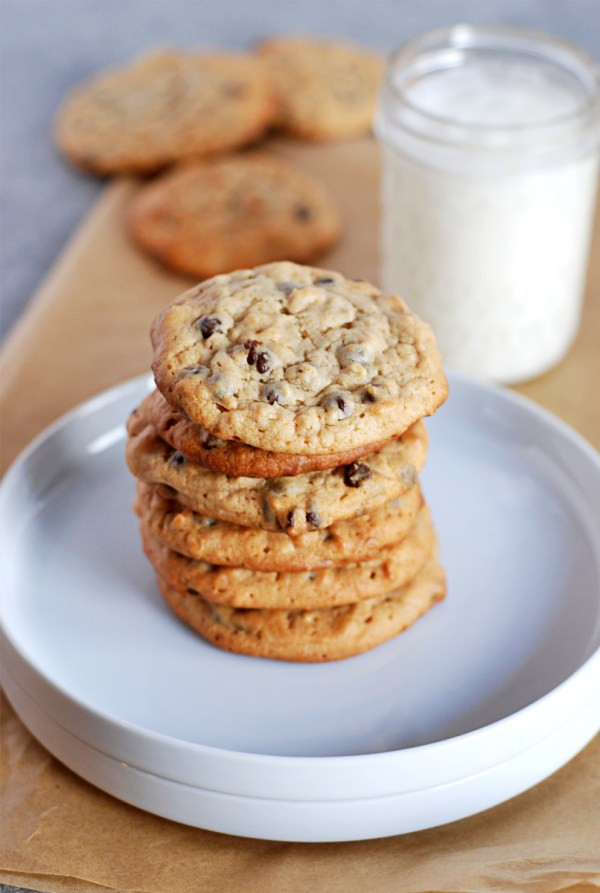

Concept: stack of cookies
[[126, 261, 448, 661]]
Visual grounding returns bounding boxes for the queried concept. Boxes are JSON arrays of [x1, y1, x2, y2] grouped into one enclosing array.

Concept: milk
[[376, 27, 600, 383]]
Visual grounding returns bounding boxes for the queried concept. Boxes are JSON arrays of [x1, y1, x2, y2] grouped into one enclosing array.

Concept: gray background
[[1, 0, 599, 340]]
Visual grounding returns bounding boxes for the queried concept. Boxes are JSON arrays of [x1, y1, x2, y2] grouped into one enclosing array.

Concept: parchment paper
[[1, 139, 599, 893]]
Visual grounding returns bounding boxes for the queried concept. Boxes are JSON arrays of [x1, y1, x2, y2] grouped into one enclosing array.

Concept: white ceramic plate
[[1, 372, 599, 842]]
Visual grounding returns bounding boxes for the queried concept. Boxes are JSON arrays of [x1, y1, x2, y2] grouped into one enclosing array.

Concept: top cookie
[[256, 37, 383, 140], [151, 262, 448, 454], [55, 50, 276, 175]]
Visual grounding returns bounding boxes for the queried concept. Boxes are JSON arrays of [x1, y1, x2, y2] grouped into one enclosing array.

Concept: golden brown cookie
[[141, 504, 434, 609], [125, 411, 428, 534], [156, 558, 446, 661], [256, 37, 383, 140], [56, 50, 276, 175], [128, 153, 341, 278], [139, 389, 391, 478], [135, 480, 422, 571], [150, 262, 448, 455]]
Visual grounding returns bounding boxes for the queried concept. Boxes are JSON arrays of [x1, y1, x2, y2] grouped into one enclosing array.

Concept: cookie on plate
[[156, 558, 446, 662], [256, 37, 383, 141], [150, 262, 448, 455], [139, 389, 390, 477], [128, 153, 341, 278], [141, 504, 434, 609], [55, 50, 276, 175], [126, 412, 428, 534], [135, 480, 422, 571]]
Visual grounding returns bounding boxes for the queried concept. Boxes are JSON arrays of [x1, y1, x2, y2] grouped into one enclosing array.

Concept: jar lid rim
[[384, 24, 600, 139]]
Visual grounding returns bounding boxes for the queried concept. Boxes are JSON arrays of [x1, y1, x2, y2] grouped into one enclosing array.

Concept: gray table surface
[[0, 3, 598, 889], [2, 0, 600, 342]]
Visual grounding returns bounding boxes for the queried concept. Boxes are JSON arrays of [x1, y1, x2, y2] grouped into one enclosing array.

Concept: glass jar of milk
[[376, 26, 600, 383]]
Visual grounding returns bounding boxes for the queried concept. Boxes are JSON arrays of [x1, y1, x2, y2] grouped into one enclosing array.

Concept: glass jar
[[375, 26, 600, 384]]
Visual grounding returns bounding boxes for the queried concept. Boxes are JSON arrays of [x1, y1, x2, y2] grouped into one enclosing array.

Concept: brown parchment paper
[[1, 139, 599, 893]]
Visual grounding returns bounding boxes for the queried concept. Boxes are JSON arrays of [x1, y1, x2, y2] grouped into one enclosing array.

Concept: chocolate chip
[[294, 204, 311, 221], [344, 462, 372, 487], [187, 587, 199, 596], [321, 392, 354, 419], [197, 316, 222, 339], [244, 339, 261, 365], [306, 510, 321, 528], [315, 277, 334, 284], [170, 451, 185, 467], [262, 384, 282, 405], [256, 351, 270, 374]]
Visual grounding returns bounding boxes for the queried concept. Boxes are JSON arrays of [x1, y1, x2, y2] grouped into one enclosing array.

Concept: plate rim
[[1, 370, 599, 780], [3, 653, 599, 841]]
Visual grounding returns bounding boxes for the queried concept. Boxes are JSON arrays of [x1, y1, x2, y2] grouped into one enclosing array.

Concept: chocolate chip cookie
[[256, 37, 383, 141], [139, 388, 391, 478], [150, 262, 448, 454], [141, 504, 434, 609], [136, 480, 422, 571], [126, 410, 428, 534], [128, 153, 341, 278], [56, 50, 276, 175], [156, 558, 445, 661]]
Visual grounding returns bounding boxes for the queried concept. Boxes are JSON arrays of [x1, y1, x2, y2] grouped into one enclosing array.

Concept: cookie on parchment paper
[[156, 558, 446, 662], [56, 50, 276, 175], [150, 262, 448, 455], [128, 153, 341, 279], [256, 37, 383, 141]]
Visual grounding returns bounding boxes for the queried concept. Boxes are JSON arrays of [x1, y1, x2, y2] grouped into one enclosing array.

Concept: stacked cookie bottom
[[126, 390, 445, 662]]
